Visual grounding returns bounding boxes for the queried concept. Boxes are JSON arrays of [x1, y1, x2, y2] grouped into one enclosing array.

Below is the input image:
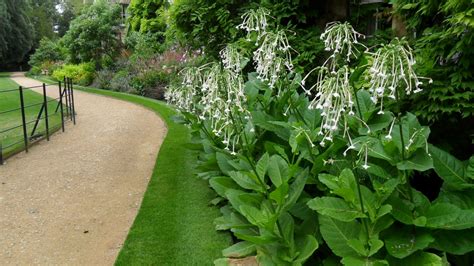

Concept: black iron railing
[[0, 77, 76, 165]]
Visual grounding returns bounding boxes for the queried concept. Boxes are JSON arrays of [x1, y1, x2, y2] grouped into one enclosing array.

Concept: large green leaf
[[319, 215, 361, 257], [240, 205, 272, 228], [467, 156, 474, 180], [384, 226, 434, 259], [228, 171, 262, 192], [210, 176, 240, 198], [255, 153, 269, 184], [222, 241, 256, 258], [397, 150, 433, 171], [431, 228, 474, 255], [282, 169, 308, 211], [267, 155, 289, 187], [387, 251, 443, 266], [429, 145, 471, 190], [318, 169, 357, 203], [341, 256, 388, 266], [308, 197, 366, 222], [294, 235, 319, 263], [424, 203, 461, 228]]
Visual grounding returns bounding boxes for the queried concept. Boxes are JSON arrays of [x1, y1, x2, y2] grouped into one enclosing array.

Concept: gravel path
[[0, 73, 167, 265]]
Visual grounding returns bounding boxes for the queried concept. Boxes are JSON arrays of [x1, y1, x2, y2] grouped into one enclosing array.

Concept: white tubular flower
[[165, 66, 203, 114], [237, 8, 270, 40], [320, 21, 365, 65], [308, 66, 355, 145], [253, 30, 293, 95], [220, 45, 245, 74], [368, 38, 432, 113]]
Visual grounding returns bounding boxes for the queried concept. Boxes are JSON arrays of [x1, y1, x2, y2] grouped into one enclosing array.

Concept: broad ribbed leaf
[[341, 257, 388, 266], [228, 171, 262, 192], [222, 241, 256, 258], [255, 153, 269, 184], [431, 228, 474, 255], [388, 251, 442, 266], [397, 150, 433, 171], [429, 145, 470, 189], [319, 215, 361, 257], [425, 203, 460, 228], [294, 235, 319, 263], [210, 176, 240, 198], [385, 227, 434, 259], [308, 197, 365, 222], [267, 155, 288, 187]]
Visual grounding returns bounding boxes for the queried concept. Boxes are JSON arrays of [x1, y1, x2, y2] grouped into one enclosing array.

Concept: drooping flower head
[[367, 38, 432, 114], [237, 8, 271, 41], [253, 30, 293, 94], [320, 22, 366, 65]]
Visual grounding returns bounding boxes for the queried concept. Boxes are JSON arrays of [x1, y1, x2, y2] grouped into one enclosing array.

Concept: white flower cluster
[[307, 66, 355, 146], [253, 30, 293, 94], [368, 39, 432, 114], [320, 22, 365, 63], [166, 45, 250, 155], [220, 45, 245, 73], [237, 8, 270, 40], [165, 66, 202, 113]]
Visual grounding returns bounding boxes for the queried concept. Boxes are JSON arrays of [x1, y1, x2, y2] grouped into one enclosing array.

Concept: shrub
[[131, 70, 169, 99], [29, 38, 65, 68], [109, 70, 134, 93], [93, 68, 115, 89], [52, 62, 95, 86]]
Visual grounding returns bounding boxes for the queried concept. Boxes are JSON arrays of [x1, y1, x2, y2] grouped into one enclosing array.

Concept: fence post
[[67, 78, 73, 121], [18, 86, 29, 152], [42, 83, 50, 141], [70, 78, 76, 125], [64, 77, 69, 118], [0, 143, 3, 165], [58, 81, 65, 132]]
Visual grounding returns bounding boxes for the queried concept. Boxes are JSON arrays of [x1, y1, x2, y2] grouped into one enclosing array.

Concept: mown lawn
[[30, 75, 232, 264], [0, 73, 63, 159]]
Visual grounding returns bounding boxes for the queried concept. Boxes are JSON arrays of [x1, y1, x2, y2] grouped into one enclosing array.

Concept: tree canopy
[[0, 0, 35, 68]]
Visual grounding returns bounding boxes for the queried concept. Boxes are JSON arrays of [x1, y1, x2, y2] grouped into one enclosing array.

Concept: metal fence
[[0, 77, 76, 165]]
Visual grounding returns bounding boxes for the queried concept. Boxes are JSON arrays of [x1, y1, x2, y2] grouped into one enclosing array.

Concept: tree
[[0, 0, 35, 67], [62, 0, 121, 64], [28, 0, 58, 44]]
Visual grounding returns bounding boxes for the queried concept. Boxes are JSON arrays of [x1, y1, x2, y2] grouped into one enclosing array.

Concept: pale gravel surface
[[0, 73, 167, 265]]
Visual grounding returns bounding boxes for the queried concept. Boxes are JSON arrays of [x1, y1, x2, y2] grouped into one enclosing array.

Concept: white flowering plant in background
[[165, 9, 470, 265]]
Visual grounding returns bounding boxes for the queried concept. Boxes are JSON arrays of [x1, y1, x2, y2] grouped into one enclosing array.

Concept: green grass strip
[[30, 75, 231, 264]]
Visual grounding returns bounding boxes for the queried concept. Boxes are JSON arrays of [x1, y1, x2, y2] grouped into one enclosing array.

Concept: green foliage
[[27, 0, 57, 44], [166, 14, 474, 264], [128, 0, 169, 34], [29, 38, 65, 68], [395, 0, 474, 123], [62, 0, 121, 64], [0, 0, 34, 67], [52, 62, 95, 85]]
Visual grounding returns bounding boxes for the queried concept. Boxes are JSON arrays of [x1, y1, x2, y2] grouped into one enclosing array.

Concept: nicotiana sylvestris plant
[[167, 9, 474, 266]]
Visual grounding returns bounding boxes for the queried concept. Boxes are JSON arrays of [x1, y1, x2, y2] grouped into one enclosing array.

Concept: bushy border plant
[[166, 9, 474, 265]]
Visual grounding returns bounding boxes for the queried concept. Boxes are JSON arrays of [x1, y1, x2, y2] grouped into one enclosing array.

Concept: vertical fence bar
[[64, 77, 70, 118], [58, 81, 65, 132], [67, 78, 73, 121], [0, 143, 3, 165], [18, 86, 29, 152], [42, 83, 50, 141], [70, 78, 76, 125]]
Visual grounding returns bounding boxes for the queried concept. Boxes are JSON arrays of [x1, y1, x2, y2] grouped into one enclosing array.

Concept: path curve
[[0, 73, 167, 264]]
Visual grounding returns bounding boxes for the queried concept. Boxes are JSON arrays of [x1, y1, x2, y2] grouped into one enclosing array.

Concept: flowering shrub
[[166, 9, 474, 265]]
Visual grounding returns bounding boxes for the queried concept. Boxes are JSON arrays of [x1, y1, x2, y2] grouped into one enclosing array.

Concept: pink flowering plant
[[166, 8, 474, 266]]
